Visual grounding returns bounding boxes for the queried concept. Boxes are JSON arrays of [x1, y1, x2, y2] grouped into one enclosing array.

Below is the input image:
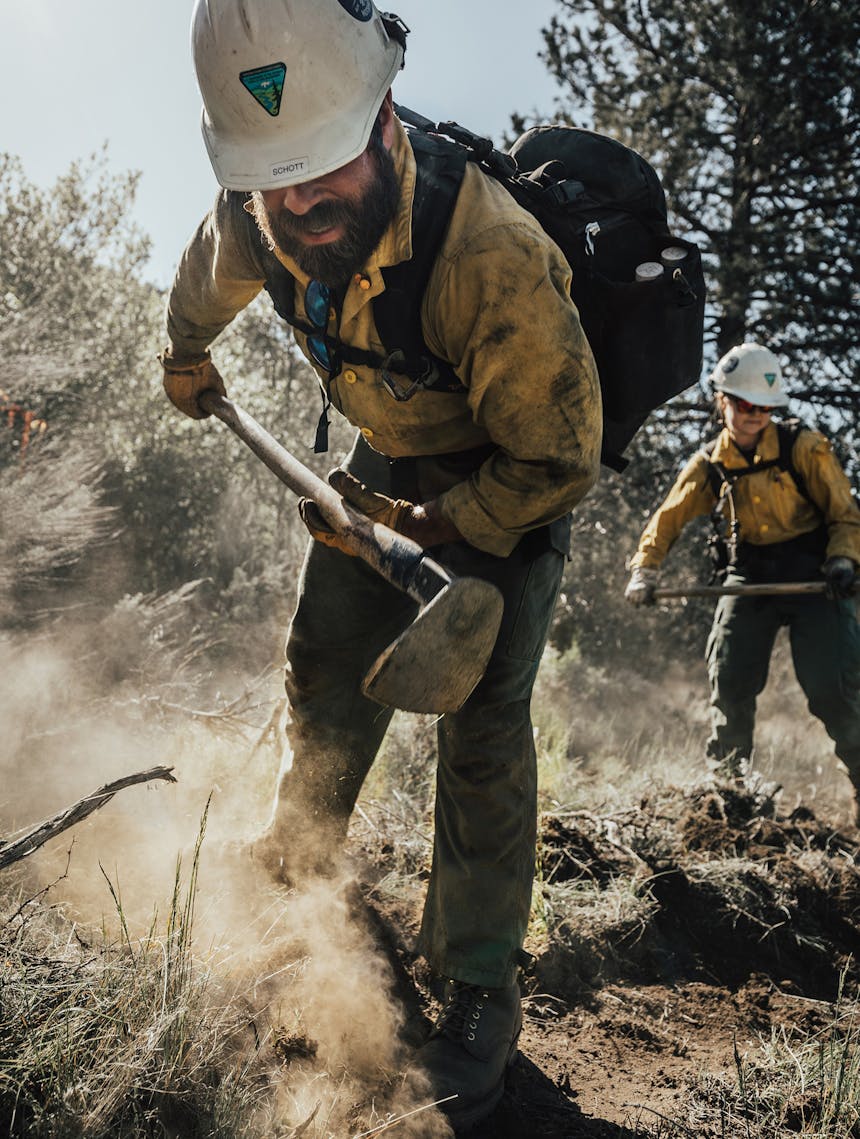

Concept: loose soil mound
[[359, 777, 860, 1136], [536, 779, 860, 1000]]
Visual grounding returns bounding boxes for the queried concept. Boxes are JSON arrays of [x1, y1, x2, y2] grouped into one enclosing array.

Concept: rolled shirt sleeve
[[166, 191, 265, 361], [629, 456, 715, 570]]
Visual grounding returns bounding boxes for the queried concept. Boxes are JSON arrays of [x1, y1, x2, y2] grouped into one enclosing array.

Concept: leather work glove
[[823, 556, 857, 601], [624, 566, 658, 607], [298, 470, 416, 557], [159, 349, 227, 419]]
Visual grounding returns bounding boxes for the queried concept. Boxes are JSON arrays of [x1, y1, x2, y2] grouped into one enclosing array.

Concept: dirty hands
[[299, 471, 462, 555], [624, 566, 658, 606], [159, 350, 227, 419], [823, 556, 857, 601]]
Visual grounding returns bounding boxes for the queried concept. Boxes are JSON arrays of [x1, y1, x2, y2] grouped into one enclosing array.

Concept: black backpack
[[262, 107, 707, 470]]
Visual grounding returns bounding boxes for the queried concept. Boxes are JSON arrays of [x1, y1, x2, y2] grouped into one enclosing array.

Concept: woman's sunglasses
[[729, 395, 775, 414]]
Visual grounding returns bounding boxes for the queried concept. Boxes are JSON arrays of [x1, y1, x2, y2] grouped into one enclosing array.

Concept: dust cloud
[[0, 627, 449, 1137], [533, 630, 854, 826]]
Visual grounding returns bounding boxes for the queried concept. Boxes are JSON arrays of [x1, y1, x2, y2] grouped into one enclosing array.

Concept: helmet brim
[[715, 380, 789, 408]]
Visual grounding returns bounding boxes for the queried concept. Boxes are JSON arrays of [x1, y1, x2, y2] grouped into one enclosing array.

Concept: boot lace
[[433, 982, 488, 1042]]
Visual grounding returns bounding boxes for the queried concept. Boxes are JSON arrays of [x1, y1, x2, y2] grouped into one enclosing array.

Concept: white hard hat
[[191, 0, 406, 191], [709, 342, 788, 407]]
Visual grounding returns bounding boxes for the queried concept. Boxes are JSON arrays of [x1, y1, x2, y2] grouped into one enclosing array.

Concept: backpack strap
[[698, 436, 726, 500], [373, 131, 469, 396], [775, 419, 813, 505], [698, 437, 741, 578], [257, 137, 469, 397]]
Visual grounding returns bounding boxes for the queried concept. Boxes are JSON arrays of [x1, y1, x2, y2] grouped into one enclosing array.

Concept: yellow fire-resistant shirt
[[165, 116, 601, 557], [630, 421, 860, 570]]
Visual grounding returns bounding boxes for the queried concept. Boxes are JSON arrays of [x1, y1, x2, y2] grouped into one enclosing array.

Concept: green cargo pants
[[705, 574, 860, 788], [272, 435, 567, 988]]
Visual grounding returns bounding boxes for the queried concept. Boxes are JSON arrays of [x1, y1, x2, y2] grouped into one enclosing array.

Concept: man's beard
[[251, 145, 400, 289]]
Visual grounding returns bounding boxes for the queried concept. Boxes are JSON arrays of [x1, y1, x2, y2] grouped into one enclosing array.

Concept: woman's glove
[[624, 566, 658, 606], [823, 556, 857, 600]]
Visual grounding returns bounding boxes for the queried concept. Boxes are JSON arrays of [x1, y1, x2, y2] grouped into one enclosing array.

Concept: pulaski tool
[[200, 393, 504, 714], [654, 581, 858, 600]]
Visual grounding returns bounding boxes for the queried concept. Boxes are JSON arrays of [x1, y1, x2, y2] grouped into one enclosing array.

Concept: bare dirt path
[[357, 778, 860, 1137], [490, 978, 833, 1137]]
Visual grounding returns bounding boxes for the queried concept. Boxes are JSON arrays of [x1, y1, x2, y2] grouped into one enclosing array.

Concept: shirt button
[[344, 369, 357, 384], [760, 523, 769, 532], [360, 426, 374, 439], [753, 495, 761, 504]]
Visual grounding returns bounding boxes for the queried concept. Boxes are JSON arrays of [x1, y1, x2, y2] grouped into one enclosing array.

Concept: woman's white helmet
[[709, 342, 788, 407], [191, 0, 406, 191]]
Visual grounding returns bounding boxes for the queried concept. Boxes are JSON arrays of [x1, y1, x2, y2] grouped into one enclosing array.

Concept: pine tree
[[535, 0, 859, 439]]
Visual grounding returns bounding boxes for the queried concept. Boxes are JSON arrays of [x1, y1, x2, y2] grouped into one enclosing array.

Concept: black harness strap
[[375, 132, 469, 396], [702, 421, 823, 580], [776, 419, 810, 503], [703, 421, 812, 506], [257, 136, 469, 396]]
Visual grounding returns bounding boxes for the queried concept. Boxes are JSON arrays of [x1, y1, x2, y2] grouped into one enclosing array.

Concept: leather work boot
[[417, 979, 522, 1131]]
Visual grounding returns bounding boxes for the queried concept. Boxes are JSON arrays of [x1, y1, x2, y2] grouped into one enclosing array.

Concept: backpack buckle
[[381, 351, 439, 401], [546, 177, 586, 206], [380, 13, 409, 53]]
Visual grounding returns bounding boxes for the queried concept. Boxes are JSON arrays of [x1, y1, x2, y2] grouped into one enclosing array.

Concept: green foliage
[[0, 150, 150, 313], [0, 150, 155, 414], [0, 152, 337, 648], [552, 431, 716, 667], [535, 0, 860, 461]]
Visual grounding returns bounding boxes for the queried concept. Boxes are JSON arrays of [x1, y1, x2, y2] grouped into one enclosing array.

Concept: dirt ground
[[354, 778, 860, 1137], [4, 645, 858, 1137], [494, 977, 836, 1137]]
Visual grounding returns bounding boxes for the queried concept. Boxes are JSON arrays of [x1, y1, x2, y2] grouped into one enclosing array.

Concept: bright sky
[[0, 0, 565, 288]]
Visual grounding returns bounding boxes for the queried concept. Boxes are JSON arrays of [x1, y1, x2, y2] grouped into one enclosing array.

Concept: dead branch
[[0, 766, 177, 869]]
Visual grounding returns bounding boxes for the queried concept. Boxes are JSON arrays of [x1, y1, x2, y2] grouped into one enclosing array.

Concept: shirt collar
[[711, 421, 780, 467]]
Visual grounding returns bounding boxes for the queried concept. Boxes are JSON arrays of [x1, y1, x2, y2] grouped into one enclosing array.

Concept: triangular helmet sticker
[[764, 372, 777, 386], [240, 63, 286, 117]]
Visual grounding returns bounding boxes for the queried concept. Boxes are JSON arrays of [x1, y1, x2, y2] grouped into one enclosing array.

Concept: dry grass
[[685, 985, 860, 1138], [1, 598, 858, 1136], [0, 809, 272, 1139]]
